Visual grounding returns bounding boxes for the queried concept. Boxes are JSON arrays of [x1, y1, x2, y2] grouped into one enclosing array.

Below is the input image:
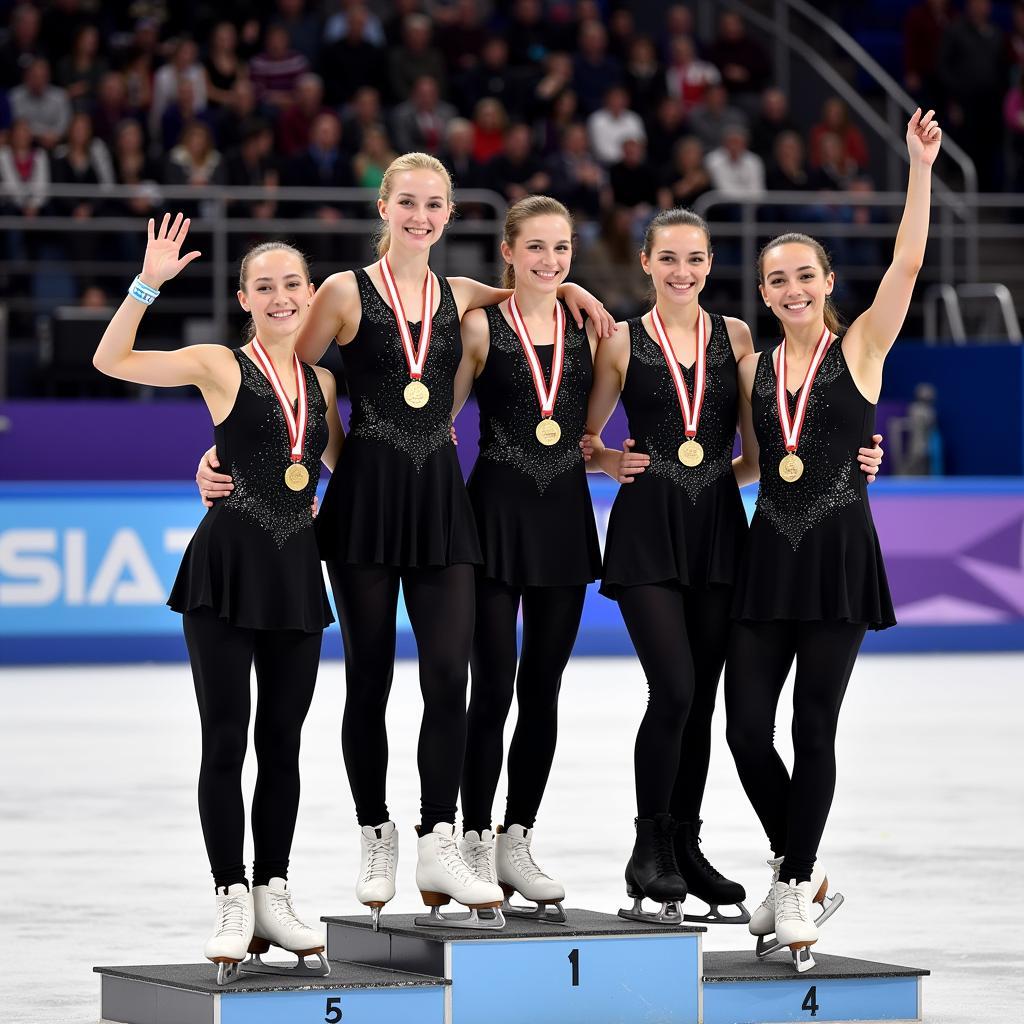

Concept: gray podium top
[[94, 960, 447, 995], [703, 951, 930, 982], [323, 907, 705, 941]]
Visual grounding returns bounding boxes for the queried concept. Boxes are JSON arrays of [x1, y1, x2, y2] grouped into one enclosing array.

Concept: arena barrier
[[2, 477, 1023, 664]]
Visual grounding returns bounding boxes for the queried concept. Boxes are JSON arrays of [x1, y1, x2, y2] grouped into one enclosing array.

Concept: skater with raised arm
[[93, 214, 344, 983], [727, 109, 940, 972]]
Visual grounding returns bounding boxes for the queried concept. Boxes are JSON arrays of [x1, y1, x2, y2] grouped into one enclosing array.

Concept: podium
[[96, 907, 928, 1024]]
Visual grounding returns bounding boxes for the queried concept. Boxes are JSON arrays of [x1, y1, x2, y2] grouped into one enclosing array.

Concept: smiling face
[[501, 213, 573, 294], [641, 223, 712, 307], [237, 248, 314, 342], [758, 241, 834, 328], [378, 167, 452, 253]]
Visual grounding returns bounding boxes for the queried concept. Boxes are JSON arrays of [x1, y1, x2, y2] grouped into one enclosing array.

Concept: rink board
[[324, 909, 704, 1024], [95, 960, 447, 1024], [5, 478, 1024, 662], [702, 951, 928, 1023]]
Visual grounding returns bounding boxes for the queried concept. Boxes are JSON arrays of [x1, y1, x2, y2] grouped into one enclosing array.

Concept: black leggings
[[616, 583, 734, 820], [725, 619, 866, 882], [327, 561, 476, 833], [461, 577, 587, 834], [182, 610, 322, 889]]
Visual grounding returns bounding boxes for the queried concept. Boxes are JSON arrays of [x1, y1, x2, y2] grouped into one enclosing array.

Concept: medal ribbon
[[508, 295, 565, 419], [379, 254, 433, 380], [650, 305, 707, 438], [251, 338, 307, 462], [776, 325, 832, 452]]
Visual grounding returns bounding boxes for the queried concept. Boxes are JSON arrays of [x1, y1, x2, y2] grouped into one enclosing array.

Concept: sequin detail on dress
[[476, 302, 590, 495], [221, 355, 325, 549], [752, 341, 858, 550], [630, 313, 736, 502]]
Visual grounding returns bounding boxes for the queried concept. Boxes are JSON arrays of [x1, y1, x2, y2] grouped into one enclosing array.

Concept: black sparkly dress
[[467, 302, 602, 587], [601, 313, 749, 597], [316, 268, 481, 567], [169, 349, 334, 631], [732, 338, 895, 629]]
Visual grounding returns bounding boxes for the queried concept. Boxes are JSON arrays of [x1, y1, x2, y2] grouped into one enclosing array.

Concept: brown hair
[[757, 232, 845, 336], [238, 241, 311, 343], [500, 195, 573, 288], [376, 152, 455, 258], [641, 206, 712, 259]]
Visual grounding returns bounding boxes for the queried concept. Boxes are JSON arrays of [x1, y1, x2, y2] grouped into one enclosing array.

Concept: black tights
[[327, 561, 475, 833], [725, 619, 866, 882], [461, 578, 587, 834], [616, 583, 734, 820], [182, 610, 322, 889]]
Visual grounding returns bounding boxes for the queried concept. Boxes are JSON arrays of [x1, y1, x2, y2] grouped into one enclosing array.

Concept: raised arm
[[93, 212, 225, 389], [847, 109, 941, 366], [295, 270, 360, 363]]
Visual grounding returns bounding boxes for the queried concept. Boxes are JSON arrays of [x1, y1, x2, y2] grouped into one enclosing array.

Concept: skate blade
[[242, 951, 331, 979], [501, 898, 568, 924], [213, 960, 241, 986], [755, 892, 843, 959], [793, 945, 816, 973], [683, 900, 752, 926], [414, 905, 507, 930], [368, 905, 383, 932], [617, 896, 685, 925]]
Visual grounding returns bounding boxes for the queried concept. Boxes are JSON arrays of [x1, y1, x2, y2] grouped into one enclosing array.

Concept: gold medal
[[404, 379, 430, 408], [779, 453, 804, 483], [285, 462, 310, 491], [536, 418, 562, 446], [678, 439, 704, 466]]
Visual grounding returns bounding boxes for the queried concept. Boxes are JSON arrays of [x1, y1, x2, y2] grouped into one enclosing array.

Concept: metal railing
[[691, 189, 1024, 333], [0, 183, 508, 344], [924, 284, 1023, 344]]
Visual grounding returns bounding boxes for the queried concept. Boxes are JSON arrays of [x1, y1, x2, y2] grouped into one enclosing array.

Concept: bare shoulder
[[312, 363, 337, 399], [723, 316, 755, 359], [461, 305, 490, 356], [318, 268, 360, 305], [191, 343, 239, 384], [598, 319, 630, 362], [737, 349, 760, 395]]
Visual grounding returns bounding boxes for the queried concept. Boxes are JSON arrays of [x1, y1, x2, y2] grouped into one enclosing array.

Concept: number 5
[[325, 995, 342, 1023]]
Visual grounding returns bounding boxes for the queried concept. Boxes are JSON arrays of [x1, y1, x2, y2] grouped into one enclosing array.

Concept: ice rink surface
[[2, 652, 1022, 1023]]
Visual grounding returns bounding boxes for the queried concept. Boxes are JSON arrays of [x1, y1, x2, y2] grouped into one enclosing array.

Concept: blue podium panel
[[324, 908, 704, 1024], [95, 960, 447, 1024], [452, 933, 699, 1024], [703, 952, 927, 1024]]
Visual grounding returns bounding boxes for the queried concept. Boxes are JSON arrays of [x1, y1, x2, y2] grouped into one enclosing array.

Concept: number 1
[[568, 947, 580, 987]]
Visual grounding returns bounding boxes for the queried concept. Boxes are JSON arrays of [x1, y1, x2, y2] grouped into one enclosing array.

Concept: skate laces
[[776, 883, 809, 924], [266, 888, 307, 933], [686, 832, 725, 879], [509, 836, 547, 883], [438, 835, 479, 886], [216, 893, 250, 937], [463, 839, 496, 882], [759, 858, 783, 911], [653, 831, 678, 875], [363, 834, 396, 881]]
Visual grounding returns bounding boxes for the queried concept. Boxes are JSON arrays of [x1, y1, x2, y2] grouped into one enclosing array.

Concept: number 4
[[325, 996, 342, 1023], [802, 985, 819, 1017]]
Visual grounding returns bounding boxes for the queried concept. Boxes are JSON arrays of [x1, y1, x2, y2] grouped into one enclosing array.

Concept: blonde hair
[[376, 152, 455, 258], [500, 195, 573, 288], [758, 232, 845, 336], [238, 241, 311, 342]]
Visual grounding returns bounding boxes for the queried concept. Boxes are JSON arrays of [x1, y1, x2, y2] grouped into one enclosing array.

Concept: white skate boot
[[414, 823, 505, 930], [755, 862, 844, 967], [205, 883, 254, 986], [357, 821, 398, 931], [748, 855, 784, 938], [459, 829, 498, 884], [496, 824, 567, 924], [245, 878, 329, 979], [773, 879, 820, 972]]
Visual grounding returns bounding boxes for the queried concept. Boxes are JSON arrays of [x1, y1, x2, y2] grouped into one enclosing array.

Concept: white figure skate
[[357, 821, 398, 931], [496, 824, 567, 924], [755, 863, 845, 971], [414, 823, 506, 930], [459, 829, 498, 884], [205, 883, 254, 986], [748, 855, 784, 938], [245, 878, 329, 979]]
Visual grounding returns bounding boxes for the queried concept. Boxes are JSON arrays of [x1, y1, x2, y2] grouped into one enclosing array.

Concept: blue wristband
[[128, 276, 160, 305]]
